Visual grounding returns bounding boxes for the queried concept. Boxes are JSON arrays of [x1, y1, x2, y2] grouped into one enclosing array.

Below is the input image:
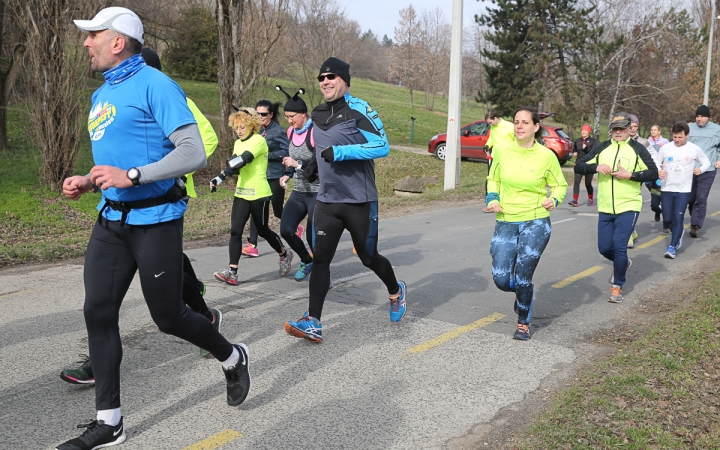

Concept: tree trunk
[[0, 0, 6, 151], [215, 0, 243, 166], [608, 55, 624, 125], [593, 79, 601, 141]]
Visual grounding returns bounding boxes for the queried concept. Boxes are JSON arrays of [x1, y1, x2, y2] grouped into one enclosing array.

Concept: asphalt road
[[3, 180, 720, 450]]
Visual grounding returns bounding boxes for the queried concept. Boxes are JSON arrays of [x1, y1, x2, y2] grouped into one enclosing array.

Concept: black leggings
[[248, 178, 285, 246], [182, 253, 210, 318], [84, 217, 234, 410], [572, 173, 594, 196], [308, 201, 399, 320], [230, 196, 284, 264], [280, 191, 317, 264]]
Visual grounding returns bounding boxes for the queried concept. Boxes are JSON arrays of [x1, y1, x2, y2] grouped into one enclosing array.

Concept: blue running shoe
[[664, 245, 676, 259], [284, 312, 323, 343], [389, 281, 407, 322], [513, 323, 530, 340], [295, 261, 313, 282]]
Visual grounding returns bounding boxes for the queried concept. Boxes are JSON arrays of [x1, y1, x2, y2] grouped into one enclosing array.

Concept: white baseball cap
[[74, 7, 144, 44]]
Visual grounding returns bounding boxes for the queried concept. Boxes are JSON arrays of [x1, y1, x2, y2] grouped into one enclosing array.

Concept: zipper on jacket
[[610, 141, 621, 215]]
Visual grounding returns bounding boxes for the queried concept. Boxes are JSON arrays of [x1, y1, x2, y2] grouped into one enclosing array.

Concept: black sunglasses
[[258, 112, 271, 117], [317, 73, 338, 82]]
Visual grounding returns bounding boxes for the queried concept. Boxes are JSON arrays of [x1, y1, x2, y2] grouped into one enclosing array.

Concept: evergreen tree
[[477, 0, 542, 116], [477, 0, 593, 118], [164, 4, 218, 82]]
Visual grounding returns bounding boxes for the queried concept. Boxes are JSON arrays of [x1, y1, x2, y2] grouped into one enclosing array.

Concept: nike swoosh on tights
[[154, 272, 165, 278]]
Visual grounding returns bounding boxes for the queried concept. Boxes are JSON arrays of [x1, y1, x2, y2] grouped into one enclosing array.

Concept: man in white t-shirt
[[656, 122, 711, 259]]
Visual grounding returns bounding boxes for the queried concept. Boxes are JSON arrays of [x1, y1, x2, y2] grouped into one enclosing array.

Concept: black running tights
[[84, 218, 234, 410], [280, 191, 316, 264], [248, 178, 285, 246], [182, 253, 210, 318], [308, 201, 399, 321], [572, 173, 594, 196], [229, 196, 284, 265]]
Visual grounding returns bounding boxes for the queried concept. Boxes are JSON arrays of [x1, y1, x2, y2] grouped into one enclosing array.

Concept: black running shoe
[[55, 417, 125, 450], [60, 354, 95, 385], [655, 211, 661, 222], [224, 343, 251, 407]]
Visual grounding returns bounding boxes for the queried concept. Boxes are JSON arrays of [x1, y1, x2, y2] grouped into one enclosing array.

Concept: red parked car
[[428, 118, 574, 165]]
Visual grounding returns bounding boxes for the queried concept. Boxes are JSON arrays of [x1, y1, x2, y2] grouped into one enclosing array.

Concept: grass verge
[[515, 266, 720, 449], [0, 122, 488, 266]]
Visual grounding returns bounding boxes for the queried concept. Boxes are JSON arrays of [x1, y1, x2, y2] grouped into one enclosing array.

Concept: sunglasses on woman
[[258, 112, 270, 117], [317, 73, 338, 82]]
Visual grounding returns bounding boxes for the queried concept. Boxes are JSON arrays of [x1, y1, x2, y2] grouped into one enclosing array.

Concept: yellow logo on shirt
[[88, 101, 117, 141]]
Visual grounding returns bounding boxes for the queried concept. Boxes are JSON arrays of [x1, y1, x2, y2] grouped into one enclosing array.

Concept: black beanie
[[141, 48, 162, 72], [276, 85, 307, 113], [696, 105, 711, 117], [319, 57, 350, 86]]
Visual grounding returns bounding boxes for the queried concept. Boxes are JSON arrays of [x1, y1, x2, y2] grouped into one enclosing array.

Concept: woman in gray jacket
[[243, 100, 290, 257]]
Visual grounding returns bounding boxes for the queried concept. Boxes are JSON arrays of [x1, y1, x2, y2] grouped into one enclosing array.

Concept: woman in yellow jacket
[[486, 107, 567, 340], [211, 107, 293, 285]]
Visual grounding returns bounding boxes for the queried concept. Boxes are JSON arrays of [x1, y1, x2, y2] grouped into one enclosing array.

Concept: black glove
[[321, 146, 335, 162], [210, 172, 226, 193]]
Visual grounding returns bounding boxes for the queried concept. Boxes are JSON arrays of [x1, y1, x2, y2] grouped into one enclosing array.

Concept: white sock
[[97, 408, 121, 426], [221, 347, 240, 370]]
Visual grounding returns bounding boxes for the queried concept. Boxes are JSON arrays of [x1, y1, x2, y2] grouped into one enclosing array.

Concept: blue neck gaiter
[[294, 118, 312, 135], [103, 54, 146, 85]]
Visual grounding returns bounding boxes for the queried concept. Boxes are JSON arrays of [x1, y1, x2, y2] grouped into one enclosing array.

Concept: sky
[[340, 0, 484, 41]]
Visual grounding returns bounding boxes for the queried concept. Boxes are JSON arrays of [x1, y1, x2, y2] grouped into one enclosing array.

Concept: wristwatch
[[297, 160, 303, 169], [127, 167, 141, 187]]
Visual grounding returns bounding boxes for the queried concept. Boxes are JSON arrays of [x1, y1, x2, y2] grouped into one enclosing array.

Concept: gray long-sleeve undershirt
[[136, 123, 206, 184]]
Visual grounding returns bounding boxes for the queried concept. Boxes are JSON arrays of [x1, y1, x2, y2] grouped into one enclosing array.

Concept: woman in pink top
[[648, 124, 669, 146]]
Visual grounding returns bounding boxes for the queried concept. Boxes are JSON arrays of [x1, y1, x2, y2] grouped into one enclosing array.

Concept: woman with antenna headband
[[276, 85, 319, 281]]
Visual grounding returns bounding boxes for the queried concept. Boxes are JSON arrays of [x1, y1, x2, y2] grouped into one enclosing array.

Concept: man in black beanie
[[283, 57, 408, 343], [687, 104, 720, 237]]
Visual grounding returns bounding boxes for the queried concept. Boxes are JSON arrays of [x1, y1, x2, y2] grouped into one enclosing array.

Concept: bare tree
[[0, 0, 26, 151], [281, 0, 382, 108], [388, 5, 422, 107], [10, 0, 95, 190], [415, 8, 450, 111], [215, 0, 288, 154]]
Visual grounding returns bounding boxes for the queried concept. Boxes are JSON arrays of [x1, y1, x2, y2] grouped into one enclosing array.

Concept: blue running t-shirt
[[88, 65, 196, 225]]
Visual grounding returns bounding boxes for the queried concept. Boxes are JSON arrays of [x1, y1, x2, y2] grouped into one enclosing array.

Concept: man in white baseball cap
[[73, 7, 144, 44], [55, 6, 251, 450]]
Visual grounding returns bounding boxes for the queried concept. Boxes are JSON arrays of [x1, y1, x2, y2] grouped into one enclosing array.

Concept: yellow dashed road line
[[552, 266, 604, 288], [407, 313, 505, 354], [635, 235, 667, 250], [182, 430, 243, 450]]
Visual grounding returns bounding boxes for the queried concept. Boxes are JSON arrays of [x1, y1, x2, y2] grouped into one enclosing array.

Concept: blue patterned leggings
[[490, 218, 552, 324]]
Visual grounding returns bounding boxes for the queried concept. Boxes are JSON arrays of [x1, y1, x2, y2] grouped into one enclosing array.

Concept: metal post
[[409, 117, 416, 144], [704, 2, 716, 106], [444, 0, 463, 190]]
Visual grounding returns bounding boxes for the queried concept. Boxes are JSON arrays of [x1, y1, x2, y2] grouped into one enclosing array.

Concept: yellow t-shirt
[[233, 132, 272, 200]]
